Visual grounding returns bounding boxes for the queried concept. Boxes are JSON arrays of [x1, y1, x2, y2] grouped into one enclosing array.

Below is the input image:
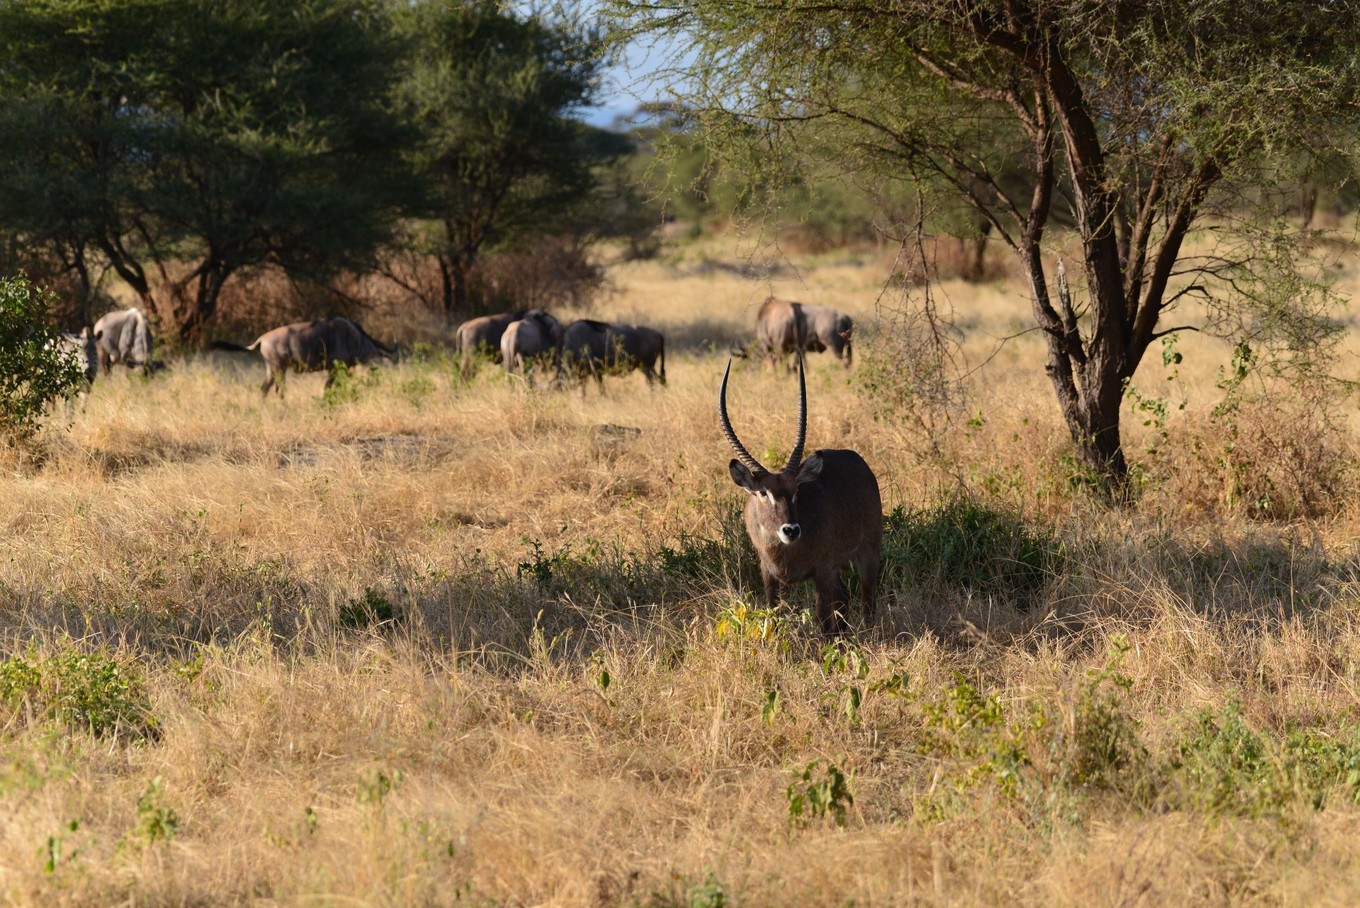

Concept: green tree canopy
[[395, 0, 616, 315], [0, 0, 412, 343], [610, 0, 1360, 495]]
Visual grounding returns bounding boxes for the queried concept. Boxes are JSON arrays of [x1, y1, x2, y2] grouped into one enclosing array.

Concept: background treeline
[[4, 0, 1359, 352], [0, 0, 660, 345]]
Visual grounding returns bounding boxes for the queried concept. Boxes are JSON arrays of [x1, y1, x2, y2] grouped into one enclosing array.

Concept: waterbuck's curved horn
[[782, 352, 807, 474], [719, 359, 768, 475]]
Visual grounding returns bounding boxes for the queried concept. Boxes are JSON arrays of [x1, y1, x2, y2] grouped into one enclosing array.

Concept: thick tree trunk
[[1021, 245, 1132, 500], [178, 265, 229, 345]]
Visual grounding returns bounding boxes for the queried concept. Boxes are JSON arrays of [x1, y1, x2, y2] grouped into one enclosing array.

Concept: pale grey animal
[[454, 309, 527, 375], [501, 310, 563, 382], [755, 296, 853, 369], [93, 307, 154, 375], [560, 319, 666, 389], [57, 327, 101, 385], [212, 316, 398, 396], [719, 354, 882, 635]]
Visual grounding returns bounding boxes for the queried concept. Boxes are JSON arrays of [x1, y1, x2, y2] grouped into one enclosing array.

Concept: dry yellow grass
[[3, 229, 1360, 905]]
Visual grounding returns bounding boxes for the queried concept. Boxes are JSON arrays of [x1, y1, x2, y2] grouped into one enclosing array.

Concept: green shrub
[[0, 648, 156, 741], [0, 274, 85, 440], [882, 498, 1060, 600]]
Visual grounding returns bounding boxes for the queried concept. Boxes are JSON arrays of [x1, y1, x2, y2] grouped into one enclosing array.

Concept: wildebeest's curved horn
[[719, 359, 768, 475], [783, 352, 807, 474]]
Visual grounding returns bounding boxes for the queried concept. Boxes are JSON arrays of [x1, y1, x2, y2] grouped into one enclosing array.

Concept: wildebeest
[[211, 316, 399, 396], [56, 327, 101, 385], [560, 319, 666, 389], [501, 310, 563, 383], [754, 296, 853, 369], [719, 354, 882, 635], [454, 310, 527, 375], [93, 307, 154, 375]]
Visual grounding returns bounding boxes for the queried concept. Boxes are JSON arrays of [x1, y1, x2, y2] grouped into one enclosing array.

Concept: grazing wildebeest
[[56, 327, 101, 385], [93, 307, 154, 375], [454, 310, 527, 375], [211, 316, 399, 396], [719, 354, 882, 635], [559, 319, 666, 390], [501, 310, 563, 383], [755, 296, 853, 369]]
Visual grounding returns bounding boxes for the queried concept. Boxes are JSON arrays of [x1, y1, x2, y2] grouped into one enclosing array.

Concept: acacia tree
[[395, 0, 613, 315], [0, 0, 410, 344], [610, 0, 1360, 495]]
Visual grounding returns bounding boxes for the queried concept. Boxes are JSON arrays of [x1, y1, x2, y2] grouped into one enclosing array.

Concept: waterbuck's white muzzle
[[778, 523, 801, 544]]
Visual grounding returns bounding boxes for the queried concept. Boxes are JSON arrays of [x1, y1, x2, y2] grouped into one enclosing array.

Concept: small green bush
[[0, 274, 86, 440], [882, 498, 1060, 600], [0, 648, 156, 741]]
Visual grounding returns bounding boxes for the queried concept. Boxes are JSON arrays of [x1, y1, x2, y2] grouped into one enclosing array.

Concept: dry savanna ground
[[5, 229, 1360, 905]]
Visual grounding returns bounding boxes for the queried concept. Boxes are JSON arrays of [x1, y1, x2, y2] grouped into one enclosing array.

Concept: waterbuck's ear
[[729, 459, 764, 494], [796, 453, 823, 485]]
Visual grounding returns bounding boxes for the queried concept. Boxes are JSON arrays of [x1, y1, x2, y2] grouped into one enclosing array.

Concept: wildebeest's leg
[[814, 566, 851, 636]]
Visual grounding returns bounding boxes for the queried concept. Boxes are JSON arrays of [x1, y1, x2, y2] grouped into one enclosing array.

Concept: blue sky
[[580, 28, 690, 128]]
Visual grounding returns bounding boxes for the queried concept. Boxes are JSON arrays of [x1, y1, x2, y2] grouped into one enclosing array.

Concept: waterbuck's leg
[[761, 568, 781, 611], [260, 365, 276, 397], [814, 567, 851, 637]]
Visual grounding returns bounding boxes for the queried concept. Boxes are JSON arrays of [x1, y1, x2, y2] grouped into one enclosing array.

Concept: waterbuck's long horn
[[719, 359, 768, 475], [782, 351, 807, 474]]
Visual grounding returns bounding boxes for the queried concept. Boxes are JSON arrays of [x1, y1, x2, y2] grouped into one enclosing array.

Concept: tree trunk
[[178, 264, 230, 345]]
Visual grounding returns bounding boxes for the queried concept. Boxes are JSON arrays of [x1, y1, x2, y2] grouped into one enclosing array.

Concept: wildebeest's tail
[[210, 339, 261, 355], [659, 335, 666, 385], [838, 314, 853, 368]]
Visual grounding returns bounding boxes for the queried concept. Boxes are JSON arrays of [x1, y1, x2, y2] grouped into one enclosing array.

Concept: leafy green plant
[[0, 275, 85, 440], [320, 361, 381, 408], [357, 768, 404, 807], [713, 600, 790, 645], [787, 760, 854, 828], [0, 648, 156, 741], [820, 641, 870, 724], [47, 650, 156, 739], [684, 873, 728, 908], [1060, 639, 1147, 792], [133, 777, 179, 846]]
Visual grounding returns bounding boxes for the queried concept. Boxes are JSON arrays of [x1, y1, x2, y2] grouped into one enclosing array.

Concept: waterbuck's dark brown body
[[720, 358, 882, 635]]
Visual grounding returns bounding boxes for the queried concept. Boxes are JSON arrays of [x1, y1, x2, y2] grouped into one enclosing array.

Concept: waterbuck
[[719, 355, 882, 635], [211, 316, 399, 396], [93, 307, 154, 375], [560, 319, 666, 390], [755, 296, 853, 369]]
